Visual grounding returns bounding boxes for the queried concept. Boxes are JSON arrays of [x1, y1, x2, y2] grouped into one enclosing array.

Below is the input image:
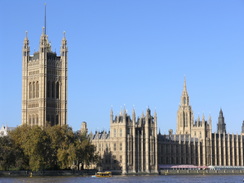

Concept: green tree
[[9, 125, 53, 171], [9, 125, 31, 170], [74, 132, 98, 170], [0, 136, 15, 170], [26, 126, 53, 171], [6, 125, 98, 171], [47, 125, 76, 169]]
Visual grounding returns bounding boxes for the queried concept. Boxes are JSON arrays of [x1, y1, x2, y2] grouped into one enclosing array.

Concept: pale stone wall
[[91, 108, 158, 174]]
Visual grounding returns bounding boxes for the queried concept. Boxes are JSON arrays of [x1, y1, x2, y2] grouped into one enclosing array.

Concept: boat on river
[[92, 171, 112, 178]]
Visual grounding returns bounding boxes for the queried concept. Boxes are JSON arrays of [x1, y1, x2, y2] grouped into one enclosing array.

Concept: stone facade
[[91, 108, 158, 174], [21, 28, 68, 127], [90, 79, 244, 174], [158, 79, 244, 167]]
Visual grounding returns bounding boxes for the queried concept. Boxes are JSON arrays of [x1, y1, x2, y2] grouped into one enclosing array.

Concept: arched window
[[120, 129, 122, 137], [56, 82, 59, 99], [52, 82, 55, 98], [47, 81, 50, 98], [36, 114, 39, 126], [29, 115, 31, 125], [36, 81, 39, 98], [56, 115, 59, 125], [185, 114, 188, 127], [32, 115, 35, 126], [114, 129, 116, 137], [29, 82, 32, 99], [33, 82, 35, 98], [51, 115, 54, 126]]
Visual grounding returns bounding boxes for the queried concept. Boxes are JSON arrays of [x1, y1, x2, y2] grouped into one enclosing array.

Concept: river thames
[[0, 175, 243, 183]]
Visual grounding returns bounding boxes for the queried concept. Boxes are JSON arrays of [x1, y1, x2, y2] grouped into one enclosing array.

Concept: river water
[[0, 175, 243, 183]]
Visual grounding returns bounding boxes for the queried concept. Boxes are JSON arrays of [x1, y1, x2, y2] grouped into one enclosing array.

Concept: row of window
[[97, 142, 123, 152], [29, 114, 39, 126], [113, 128, 123, 137], [29, 81, 39, 99], [160, 157, 194, 165], [179, 112, 189, 127], [29, 81, 60, 99], [28, 114, 60, 126], [47, 81, 60, 99], [114, 143, 123, 151]]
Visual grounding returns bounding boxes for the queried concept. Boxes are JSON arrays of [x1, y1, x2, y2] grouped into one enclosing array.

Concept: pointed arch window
[[29, 82, 32, 99], [36, 114, 39, 126], [32, 115, 35, 126], [52, 82, 55, 98], [33, 82, 36, 98], [114, 129, 116, 137], [56, 82, 59, 99], [185, 114, 188, 127], [51, 115, 55, 126], [29, 115, 31, 125], [56, 115, 59, 125], [47, 81, 50, 98], [120, 128, 122, 137], [36, 81, 39, 98]]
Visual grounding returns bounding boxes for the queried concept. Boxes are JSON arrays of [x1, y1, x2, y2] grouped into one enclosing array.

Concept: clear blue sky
[[1, 0, 244, 134]]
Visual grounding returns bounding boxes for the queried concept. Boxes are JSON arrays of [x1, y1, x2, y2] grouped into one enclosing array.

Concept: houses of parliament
[[21, 18, 244, 175]]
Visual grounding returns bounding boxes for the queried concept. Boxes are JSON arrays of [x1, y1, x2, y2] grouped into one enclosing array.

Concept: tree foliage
[[0, 125, 97, 171]]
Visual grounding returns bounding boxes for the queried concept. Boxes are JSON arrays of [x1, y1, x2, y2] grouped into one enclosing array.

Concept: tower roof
[[180, 77, 190, 106]]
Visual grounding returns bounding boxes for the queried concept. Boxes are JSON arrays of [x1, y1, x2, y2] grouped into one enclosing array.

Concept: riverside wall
[[1, 169, 244, 177], [160, 169, 244, 175], [0, 169, 97, 177]]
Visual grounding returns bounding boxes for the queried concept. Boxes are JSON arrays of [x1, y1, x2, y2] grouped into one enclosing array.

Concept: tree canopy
[[0, 125, 98, 171]]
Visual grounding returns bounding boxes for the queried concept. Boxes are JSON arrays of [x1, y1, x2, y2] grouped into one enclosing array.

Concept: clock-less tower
[[21, 26, 68, 127]]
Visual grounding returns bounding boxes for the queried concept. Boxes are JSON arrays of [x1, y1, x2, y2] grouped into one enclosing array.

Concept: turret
[[154, 110, 157, 123], [80, 121, 88, 136], [21, 31, 30, 125], [110, 107, 113, 123], [176, 78, 193, 135], [61, 31, 68, 57], [39, 27, 51, 53], [181, 78, 190, 106], [132, 107, 136, 123], [22, 31, 30, 58], [208, 115, 212, 138], [217, 108, 226, 134]]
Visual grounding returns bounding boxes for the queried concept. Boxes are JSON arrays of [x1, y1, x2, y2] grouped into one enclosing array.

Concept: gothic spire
[[25, 31, 28, 40], [217, 108, 226, 134], [181, 77, 189, 106], [183, 76, 187, 93]]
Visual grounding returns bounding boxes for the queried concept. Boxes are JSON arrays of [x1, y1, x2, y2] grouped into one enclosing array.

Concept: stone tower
[[217, 109, 226, 134], [80, 121, 88, 135], [176, 78, 194, 134], [107, 107, 158, 174], [21, 10, 68, 127]]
